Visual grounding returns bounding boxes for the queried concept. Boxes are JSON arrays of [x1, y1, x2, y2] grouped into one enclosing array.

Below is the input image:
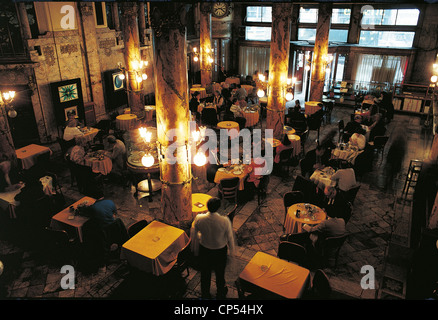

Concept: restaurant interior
[[0, 1, 438, 302]]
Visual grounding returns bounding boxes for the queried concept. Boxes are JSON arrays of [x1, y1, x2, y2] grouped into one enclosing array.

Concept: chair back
[[283, 191, 304, 210], [292, 176, 317, 203], [102, 218, 129, 248], [201, 108, 218, 127], [279, 148, 293, 163], [226, 204, 238, 223], [312, 269, 332, 299], [43, 227, 71, 248], [322, 234, 348, 257], [345, 184, 360, 204], [235, 117, 247, 130], [127, 219, 149, 238], [307, 112, 323, 131], [219, 177, 239, 202], [277, 241, 307, 266], [373, 136, 389, 149]]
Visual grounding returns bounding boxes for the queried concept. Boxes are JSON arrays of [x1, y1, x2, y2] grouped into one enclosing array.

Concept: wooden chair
[[320, 234, 348, 267], [171, 238, 192, 279], [344, 184, 361, 204], [226, 204, 238, 223], [309, 269, 332, 299], [218, 177, 239, 203], [278, 148, 298, 177], [277, 241, 307, 266], [256, 175, 270, 205], [369, 135, 389, 164]]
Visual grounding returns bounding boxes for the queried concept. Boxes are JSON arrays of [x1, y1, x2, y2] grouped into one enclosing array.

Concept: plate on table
[[233, 170, 243, 175], [218, 168, 226, 172]]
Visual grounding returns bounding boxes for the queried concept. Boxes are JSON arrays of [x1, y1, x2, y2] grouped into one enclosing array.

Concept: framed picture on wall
[[112, 72, 125, 91], [64, 106, 78, 121], [50, 78, 84, 127]]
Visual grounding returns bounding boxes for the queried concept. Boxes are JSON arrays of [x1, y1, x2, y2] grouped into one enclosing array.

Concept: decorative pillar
[[309, 3, 332, 102], [16, 3, 33, 51], [150, 3, 193, 226], [78, 3, 105, 120], [120, 2, 144, 117], [266, 3, 293, 140], [138, 2, 146, 45], [111, 3, 120, 31], [0, 108, 16, 164], [200, 3, 213, 88]]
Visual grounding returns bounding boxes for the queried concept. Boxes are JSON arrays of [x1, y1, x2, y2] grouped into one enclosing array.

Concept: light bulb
[[208, 57, 213, 63], [141, 154, 154, 167], [7, 109, 17, 118], [194, 152, 207, 167], [136, 76, 143, 83], [142, 73, 148, 80], [258, 74, 265, 82], [305, 65, 310, 71], [431, 75, 438, 83], [9, 91, 15, 99], [118, 74, 125, 80], [285, 92, 294, 101], [257, 89, 265, 98], [3, 92, 10, 101], [194, 56, 199, 62], [292, 77, 297, 84], [193, 47, 197, 53]]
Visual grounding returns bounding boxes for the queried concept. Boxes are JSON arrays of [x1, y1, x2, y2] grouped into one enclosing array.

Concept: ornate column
[[111, 3, 120, 31], [138, 2, 146, 45], [78, 2, 105, 119], [150, 3, 193, 226], [266, 3, 293, 140], [16, 3, 33, 51], [120, 2, 144, 117], [309, 3, 332, 102], [200, 3, 213, 88]]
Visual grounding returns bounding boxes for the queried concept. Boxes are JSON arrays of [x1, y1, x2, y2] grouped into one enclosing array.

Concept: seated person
[[274, 134, 293, 164], [69, 141, 87, 165], [302, 212, 346, 249], [63, 116, 84, 142], [233, 84, 248, 102], [189, 91, 201, 119], [349, 132, 366, 150], [368, 113, 387, 142], [0, 156, 14, 192], [330, 164, 357, 192], [343, 115, 366, 142], [212, 90, 225, 111], [300, 145, 330, 178], [106, 135, 126, 176], [205, 147, 223, 183]]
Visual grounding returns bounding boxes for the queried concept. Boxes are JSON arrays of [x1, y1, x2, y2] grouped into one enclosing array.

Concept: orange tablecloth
[[198, 103, 217, 114], [305, 101, 322, 115], [120, 220, 190, 276], [287, 134, 302, 157], [76, 127, 99, 144], [242, 110, 259, 127], [192, 193, 212, 215], [217, 121, 239, 139], [355, 109, 371, 121], [84, 154, 112, 175], [190, 87, 208, 100], [284, 203, 327, 234], [15, 144, 52, 170], [214, 164, 252, 191], [331, 147, 364, 165], [50, 197, 96, 243], [116, 114, 137, 131], [239, 251, 310, 299], [241, 85, 255, 95], [225, 77, 240, 85]]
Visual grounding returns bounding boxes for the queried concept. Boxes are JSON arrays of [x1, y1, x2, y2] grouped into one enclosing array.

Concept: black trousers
[[199, 244, 228, 297]]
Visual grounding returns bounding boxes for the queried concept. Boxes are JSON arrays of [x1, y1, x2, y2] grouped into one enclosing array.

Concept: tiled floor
[[0, 104, 433, 300]]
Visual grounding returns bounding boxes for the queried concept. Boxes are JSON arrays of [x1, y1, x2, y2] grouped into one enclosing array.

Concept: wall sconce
[[191, 125, 207, 167], [0, 90, 17, 118], [324, 54, 334, 73], [117, 60, 148, 92], [304, 52, 312, 72], [193, 47, 214, 71], [138, 126, 156, 167], [193, 47, 199, 62]]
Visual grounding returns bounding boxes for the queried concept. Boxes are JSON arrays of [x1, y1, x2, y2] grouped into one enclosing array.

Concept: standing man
[[191, 197, 235, 299]]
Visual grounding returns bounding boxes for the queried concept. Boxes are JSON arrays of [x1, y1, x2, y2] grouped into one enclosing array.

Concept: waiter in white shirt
[[191, 197, 235, 299]]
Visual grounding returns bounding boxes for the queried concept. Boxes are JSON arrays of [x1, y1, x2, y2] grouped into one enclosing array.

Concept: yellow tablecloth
[[116, 114, 137, 131], [264, 138, 281, 148], [305, 101, 322, 115], [120, 220, 190, 276], [217, 121, 239, 139], [76, 127, 99, 144], [190, 87, 208, 99], [192, 193, 212, 215], [287, 134, 302, 157], [331, 147, 363, 165], [239, 251, 310, 299], [225, 77, 240, 85], [15, 144, 52, 170], [284, 203, 326, 234], [310, 169, 336, 190], [242, 110, 259, 127], [259, 97, 268, 105], [50, 197, 96, 243], [214, 164, 252, 191], [0, 184, 24, 219], [84, 155, 112, 175]]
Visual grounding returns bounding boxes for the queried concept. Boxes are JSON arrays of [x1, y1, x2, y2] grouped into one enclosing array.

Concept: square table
[[239, 251, 310, 299], [0, 184, 25, 219], [192, 193, 212, 215], [120, 220, 190, 276], [15, 144, 52, 170], [50, 196, 96, 243]]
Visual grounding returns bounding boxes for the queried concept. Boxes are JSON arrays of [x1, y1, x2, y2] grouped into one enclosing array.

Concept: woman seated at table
[[189, 91, 201, 120], [349, 132, 366, 150], [343, 115, 366, 142], [274, 134, 293, 164], [300, 145, 330, 178], [63, 116, 84, 142], [330, 162, 357, 192], [69, 140, 87, 165], [0, 154, 21, 192], [368, 113, 386, 142], [213, 90, 225, 111]]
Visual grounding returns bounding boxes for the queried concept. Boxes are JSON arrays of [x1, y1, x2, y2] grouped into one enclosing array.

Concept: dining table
[[284, 203, 327, 234], [286, 134, 302, 157], [15, 144, 52, 170], [84, 151, 113, 175], [198, 102, 217, 114], [192, 193, 212, 215], [116, 114, 137, 131], [214, 163, 252, 191], [331, 144, 364, 165], [310, 167, 337, 190], [75, 127, 99, 145], [120, 220, 190, 276], [304, 101, 322, 115], [264, 137, 282, 148], [50, 196, 96, 243], [242, 109, 259, 127], [217, 121, 240, 139], [144, 105, 156, 122], [225, 77, 240, 86], [190, 87, 208, 100], [0, 183, 25, 219], [238, 251, 310, 299]]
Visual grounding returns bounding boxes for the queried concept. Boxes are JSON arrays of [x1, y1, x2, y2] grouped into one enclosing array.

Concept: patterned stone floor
[[0, 104, 433, 300]]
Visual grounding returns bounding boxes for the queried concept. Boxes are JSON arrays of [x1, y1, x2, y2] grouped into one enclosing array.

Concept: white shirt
[[63, 126, 84, 141], [331, 168, 357, 192], [191, 211, 235, 255], [349, 133, 366, 150]]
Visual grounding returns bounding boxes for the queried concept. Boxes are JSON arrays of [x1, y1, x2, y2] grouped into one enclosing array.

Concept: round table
[[242, 110, 259, 127], [264, 138, 281, 148], [309, 168, 336, 190], [284, 126, 296, 135], [144, 105, 156, 122], [127, 151, 161, 202], [190, 87, 207, 99], [304, 101, 322, 115], [284, 203, 327, 234], [76, 127, 99, 145], [116, 114, 137, 131], [192, 193, 212, 215], [217, 121, 239, 139], [84, 154, 112, 175], [287, 134, 302, 157]]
